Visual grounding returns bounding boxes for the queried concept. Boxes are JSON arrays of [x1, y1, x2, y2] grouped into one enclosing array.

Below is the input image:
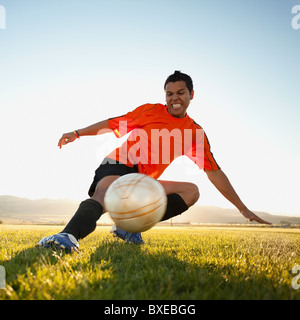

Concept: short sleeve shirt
[[107, 103, 220, 179]]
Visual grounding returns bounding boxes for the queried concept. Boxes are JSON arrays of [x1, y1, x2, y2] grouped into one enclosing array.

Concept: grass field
[[0, 225, 300, 300]]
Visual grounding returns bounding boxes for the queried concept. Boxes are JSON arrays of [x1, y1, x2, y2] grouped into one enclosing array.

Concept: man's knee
[[186, 183, 200, 206], [91, 175, 120, 207]]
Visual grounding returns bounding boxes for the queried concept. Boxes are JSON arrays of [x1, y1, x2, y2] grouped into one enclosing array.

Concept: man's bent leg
[[161, 193, 189, 221], [159, 180, 200, 221]]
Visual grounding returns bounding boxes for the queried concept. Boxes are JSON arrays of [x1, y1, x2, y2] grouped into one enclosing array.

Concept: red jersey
[[107, 103, 220, 179]]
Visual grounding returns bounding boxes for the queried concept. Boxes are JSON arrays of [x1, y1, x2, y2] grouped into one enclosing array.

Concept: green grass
[[0, 225, 300, 300]]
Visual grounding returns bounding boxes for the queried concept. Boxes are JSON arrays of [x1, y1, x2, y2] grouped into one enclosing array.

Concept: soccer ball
[[104, 173, 167, 233]]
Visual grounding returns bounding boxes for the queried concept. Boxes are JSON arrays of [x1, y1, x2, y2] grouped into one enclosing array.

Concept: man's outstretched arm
[[58, 119, 111, 149], [205, 169, 271, 225]]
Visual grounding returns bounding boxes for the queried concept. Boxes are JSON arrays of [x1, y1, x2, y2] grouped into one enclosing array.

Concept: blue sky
[[0, 0, 299, 216]]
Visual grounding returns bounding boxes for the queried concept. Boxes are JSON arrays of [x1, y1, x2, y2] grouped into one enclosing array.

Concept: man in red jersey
[[37, 71, 270, 251]]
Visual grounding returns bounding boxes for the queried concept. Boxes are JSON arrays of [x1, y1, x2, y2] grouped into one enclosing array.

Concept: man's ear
[[190, 90, 194, 100]]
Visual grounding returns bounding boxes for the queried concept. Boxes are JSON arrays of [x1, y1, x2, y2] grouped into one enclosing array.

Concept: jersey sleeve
[[185, 129, 220, 171], [203, 132, 220, 171], [108, 104, 156, 138]]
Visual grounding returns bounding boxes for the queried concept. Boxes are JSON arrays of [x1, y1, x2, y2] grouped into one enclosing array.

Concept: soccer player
[[37, 71, 270, 251]]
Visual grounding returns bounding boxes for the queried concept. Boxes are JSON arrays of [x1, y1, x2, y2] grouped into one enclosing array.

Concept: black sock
[[160, 193, 189, 222], [61, 199, 103, 240]]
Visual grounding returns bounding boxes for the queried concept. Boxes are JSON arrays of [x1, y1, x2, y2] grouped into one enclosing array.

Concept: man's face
[[165, 81, 194, 118]]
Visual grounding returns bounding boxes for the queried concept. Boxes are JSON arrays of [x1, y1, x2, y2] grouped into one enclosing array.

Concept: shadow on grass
[[74, 239, 296, 300], [0, 238, 296, 300]]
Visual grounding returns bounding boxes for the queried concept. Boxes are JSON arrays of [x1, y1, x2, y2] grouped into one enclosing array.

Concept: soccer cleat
[[110, 225, 144, 244], [36, 233, 79, 252]]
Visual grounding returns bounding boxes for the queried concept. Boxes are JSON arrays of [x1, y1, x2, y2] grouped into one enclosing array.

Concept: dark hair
[[164, 70, 194, 93]]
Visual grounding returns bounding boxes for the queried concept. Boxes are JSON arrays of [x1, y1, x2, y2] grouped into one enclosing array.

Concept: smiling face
[[165, 81, 194, 118]]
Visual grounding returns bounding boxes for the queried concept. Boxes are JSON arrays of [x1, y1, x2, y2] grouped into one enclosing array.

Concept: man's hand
[[58, 132, 78, 149], [57, 120, 111, 149], [240, 207, 272, 225]]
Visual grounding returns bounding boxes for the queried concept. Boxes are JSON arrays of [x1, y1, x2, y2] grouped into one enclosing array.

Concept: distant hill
[[0, 195, 81, 224], [0, 195, 299, 225], [0, 195, 79, 215]]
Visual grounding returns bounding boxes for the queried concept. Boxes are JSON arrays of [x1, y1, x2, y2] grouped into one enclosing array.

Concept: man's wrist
[[73, 130, 80, 139]]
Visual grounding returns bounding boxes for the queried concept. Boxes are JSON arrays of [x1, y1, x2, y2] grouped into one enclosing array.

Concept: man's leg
[[62, 175, 120, 240], [90, 175, 120, 206], [158, 181, 200, 221], [37, 158, 142, 250], [63, 179, 199, 240], [37, 176, 119, 251], [61, 199, 103, 240]]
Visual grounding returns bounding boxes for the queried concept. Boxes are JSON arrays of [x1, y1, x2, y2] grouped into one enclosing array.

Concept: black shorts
[[88, 158, 139, 197]]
